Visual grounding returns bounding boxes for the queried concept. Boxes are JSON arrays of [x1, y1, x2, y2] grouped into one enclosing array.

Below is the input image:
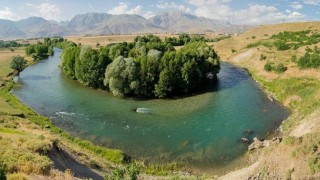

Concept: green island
[[1, 19, 320, 180], [60, 34, 220, 98]]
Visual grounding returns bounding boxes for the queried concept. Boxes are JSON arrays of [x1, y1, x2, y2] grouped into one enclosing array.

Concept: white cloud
[[107, 2, 129, 14], [0, 7, 15, 20], [157, 1, 192, 13], [26, 3, 61, 20], [107, 2, 154, 19], [290, 2, 303, 9], [144, 11, 155, 19], [126, 5, 143, 15], [303, 0, 320, 5], [187, 1, 306, 25]]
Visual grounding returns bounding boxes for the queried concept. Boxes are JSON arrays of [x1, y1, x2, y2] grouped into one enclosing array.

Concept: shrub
[[274, 40, 290, 51], [274, 63, 286, 73], [291, 55, 297, 62], [308, 155, 320, 174], [297, 47, 320, 69], [264, 62, 286, 73], [260, 54, 267, 60], [264, 62, 273, 72]]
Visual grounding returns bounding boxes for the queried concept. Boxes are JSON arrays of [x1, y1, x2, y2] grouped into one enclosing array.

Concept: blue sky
[[0, 0, 319, 24]]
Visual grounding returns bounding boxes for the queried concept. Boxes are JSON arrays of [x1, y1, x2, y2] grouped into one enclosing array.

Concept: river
[[12, 48, 289, 170]]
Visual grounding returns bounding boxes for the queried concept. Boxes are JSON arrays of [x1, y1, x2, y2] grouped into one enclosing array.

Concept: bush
[[264, 62, 273, 72], [297, 46, 320, 69], [271, 30, 320, 50], [260, 54, 267, 60], [274, 40, 290, 51], [274, 63, 286, 73], [308, 155, 320, 174], [291, 55, 297, 62], [264, 62, 286, 73]]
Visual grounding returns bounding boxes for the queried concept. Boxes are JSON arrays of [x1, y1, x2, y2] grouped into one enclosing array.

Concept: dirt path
[[48, 143, 104, 180], [218, 160, 261, 180], [290, 110, 320, 137], [229, 49, 256, 63]]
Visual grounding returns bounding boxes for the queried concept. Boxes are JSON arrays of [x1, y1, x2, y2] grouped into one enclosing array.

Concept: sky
[[0, 0, 319, 25]]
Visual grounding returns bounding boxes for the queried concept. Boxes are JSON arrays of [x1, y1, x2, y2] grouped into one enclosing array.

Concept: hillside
[[0, 11, 252, 40], [213, 22, 320, 179]]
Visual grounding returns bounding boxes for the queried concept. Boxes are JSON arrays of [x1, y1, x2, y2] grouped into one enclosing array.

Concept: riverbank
[[214, 22, 320, 179], [0, 49, 129, 179]]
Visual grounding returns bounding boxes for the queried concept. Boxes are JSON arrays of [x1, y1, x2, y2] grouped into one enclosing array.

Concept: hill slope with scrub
[[214, 22, 320, 179]]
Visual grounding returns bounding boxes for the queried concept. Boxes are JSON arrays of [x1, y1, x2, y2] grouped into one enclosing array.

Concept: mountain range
[[0, 11, 252, 40]]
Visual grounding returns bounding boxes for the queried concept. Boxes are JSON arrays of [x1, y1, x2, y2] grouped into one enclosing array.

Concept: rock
[[241, 137, 250, 144], [248, 137, 264, 151], [136, 107, 150, 114], [271, 137, 282, 143], [248, 137, 282, 151], [44, 125, 50, 128]]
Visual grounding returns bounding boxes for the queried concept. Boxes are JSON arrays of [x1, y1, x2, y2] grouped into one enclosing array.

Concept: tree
[[10, 56, 27, 76], [75, 46, 108, 88], [137, 49, 162, 97], [61, 46, 80, 79], [154, 68, 173, 98], [104, 56, 139, 96]]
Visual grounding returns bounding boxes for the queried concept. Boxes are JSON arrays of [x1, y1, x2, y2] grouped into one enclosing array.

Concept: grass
[[0, 48, 26, 79], [143, 162, 179, 176]]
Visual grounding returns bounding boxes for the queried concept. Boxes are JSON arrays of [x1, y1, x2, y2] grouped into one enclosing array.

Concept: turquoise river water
[[12, 48, 289, 170]]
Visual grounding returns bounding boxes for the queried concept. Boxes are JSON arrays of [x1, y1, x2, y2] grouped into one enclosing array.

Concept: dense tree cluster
[[163, 34, 208, 46], [61, 35, 220, 98], [24, 37, 69, 61], [297, 46, 320, 69], [0, 40, 21, 48]]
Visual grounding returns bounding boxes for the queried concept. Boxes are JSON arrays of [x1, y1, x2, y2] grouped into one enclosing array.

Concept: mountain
[[149, 11, 250, 33], [69, 13, 163, 35], [16, 17, 73, 38], [68, 13, 112, 32], [0, 19, 26, 39], [0, 11, 252, 40]]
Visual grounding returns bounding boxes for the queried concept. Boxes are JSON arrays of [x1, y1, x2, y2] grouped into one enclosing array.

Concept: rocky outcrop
[[248, 137, 282, 151]]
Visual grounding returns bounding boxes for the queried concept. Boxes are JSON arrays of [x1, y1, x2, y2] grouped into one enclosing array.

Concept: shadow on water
[[131, 62, 250, 101]]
